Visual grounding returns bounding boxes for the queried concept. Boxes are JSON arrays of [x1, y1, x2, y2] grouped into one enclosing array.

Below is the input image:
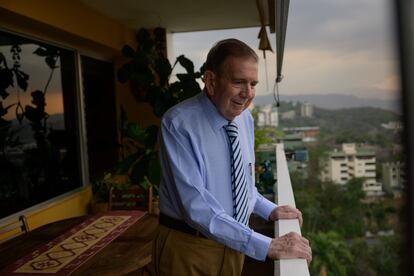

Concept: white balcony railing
[[274, 143, 310, 276]]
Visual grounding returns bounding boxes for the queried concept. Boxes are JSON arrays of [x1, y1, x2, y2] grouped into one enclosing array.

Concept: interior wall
[[0, 0, 158, 230], [0, 0, 136, 54]]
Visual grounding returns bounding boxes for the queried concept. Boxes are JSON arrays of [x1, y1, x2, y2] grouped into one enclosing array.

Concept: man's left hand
[[269, 205, 303, 227]]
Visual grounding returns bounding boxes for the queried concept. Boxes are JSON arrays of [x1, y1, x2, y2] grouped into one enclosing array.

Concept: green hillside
[[279, 103, 402, 148]]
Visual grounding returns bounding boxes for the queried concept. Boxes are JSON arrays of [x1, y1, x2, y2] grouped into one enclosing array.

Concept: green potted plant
[[116, 28, 204, 213], [90, 172, 134, 213]]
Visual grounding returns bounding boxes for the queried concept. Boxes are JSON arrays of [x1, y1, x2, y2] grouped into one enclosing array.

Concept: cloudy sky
[[170, 0, 400, 102]]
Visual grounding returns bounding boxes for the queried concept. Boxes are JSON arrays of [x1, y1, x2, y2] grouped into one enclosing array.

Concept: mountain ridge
[[253, 93, 401, 113]]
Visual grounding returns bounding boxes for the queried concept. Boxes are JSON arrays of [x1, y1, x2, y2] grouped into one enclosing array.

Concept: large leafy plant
[[116, 28, 204, 193]]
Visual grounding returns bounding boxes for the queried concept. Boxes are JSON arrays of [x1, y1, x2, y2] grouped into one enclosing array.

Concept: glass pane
[[0, 30, 81, 218]]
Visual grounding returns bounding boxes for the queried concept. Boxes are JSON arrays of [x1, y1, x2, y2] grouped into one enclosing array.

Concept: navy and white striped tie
[[224, 122, 249, 225]]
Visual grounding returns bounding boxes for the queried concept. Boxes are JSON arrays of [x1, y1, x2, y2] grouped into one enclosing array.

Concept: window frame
[[0, 27, 90, 221]]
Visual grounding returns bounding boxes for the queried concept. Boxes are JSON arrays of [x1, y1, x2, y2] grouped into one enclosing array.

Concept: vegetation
[[279, 103, 402, 149], [254, 127, 283, 150], [116, 28, 203, 194], [291, 175, 404, 275], [254, 101, 405, 275]]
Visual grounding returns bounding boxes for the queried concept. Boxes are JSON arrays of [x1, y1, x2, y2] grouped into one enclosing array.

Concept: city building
[[280, 110, 296, 120], [300, 102, 314, 118], [382, 161, 406, 197], [256, 104, 278, 127], [320, 143, 383, 196], [381, 121, 403, 131], [283, 126, 320, 142]]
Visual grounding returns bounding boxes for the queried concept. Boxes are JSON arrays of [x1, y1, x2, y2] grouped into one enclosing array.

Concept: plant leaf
[[117, 62, 133, 83], [148, 155, 161, 185], [144, 125, 159, 148], [45, 56, 57, 69], [33, 47, 48, 57], [154, 57, 172, 86], [116, 151, 142, 174], [122, 45, 135, 58], [177, 55, 194, 73], [15, 69, 29, 91], [125, 122, 146, 143]]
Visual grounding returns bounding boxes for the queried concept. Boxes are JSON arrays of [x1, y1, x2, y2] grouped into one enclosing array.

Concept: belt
[[159, 213, 207, 238]]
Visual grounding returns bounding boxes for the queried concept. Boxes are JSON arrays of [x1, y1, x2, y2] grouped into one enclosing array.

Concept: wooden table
[[0, 213, 159, 275]]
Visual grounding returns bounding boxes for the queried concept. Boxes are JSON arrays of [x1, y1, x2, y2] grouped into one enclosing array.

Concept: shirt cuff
[[244, 231, 272, 261], [254, 195, 277, 221]]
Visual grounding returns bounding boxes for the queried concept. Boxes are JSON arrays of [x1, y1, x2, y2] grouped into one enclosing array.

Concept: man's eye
[[251, 82, 258, 87]]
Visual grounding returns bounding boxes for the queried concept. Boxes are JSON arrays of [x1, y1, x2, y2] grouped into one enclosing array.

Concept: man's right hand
[[267, 232, 312, 265]]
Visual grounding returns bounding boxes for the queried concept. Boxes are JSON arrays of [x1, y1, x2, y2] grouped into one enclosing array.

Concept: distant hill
[[276, 103, 402, 149], [253, 93, 401, 113], [9, 113, 65, 144]]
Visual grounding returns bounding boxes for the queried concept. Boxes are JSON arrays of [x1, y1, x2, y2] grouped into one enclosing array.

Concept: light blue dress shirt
[[158, 91, 277, 261]]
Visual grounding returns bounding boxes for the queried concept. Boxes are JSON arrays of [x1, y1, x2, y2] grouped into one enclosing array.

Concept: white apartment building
[[281, 110, 296, 120], [381, 121, 403, 131], [320, 143, 383, 196], [300, 102, 314, 118], [382, 161, 405, 197], [257, 104, 278, 127], [283, 126, 320, 143]]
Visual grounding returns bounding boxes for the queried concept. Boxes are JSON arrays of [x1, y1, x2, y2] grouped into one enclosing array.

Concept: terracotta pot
[[89, 202, 109, 214]]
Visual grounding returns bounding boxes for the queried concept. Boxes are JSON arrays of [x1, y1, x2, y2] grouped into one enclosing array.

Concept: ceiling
[[79, 0, 268, 33]]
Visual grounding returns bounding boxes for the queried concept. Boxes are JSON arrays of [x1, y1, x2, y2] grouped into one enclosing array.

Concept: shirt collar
[[198, 91, 242, 131]]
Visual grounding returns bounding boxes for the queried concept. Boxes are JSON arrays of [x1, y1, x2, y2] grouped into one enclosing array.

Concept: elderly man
[[154, 38, 311, 275]]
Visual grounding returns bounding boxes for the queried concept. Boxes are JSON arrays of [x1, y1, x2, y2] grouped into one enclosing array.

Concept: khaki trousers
[[153, 225, 244, 276]]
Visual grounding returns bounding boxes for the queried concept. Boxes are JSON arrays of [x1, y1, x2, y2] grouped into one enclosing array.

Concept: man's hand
[[267, 232, 312, 265], [269, 205, 303, 227]]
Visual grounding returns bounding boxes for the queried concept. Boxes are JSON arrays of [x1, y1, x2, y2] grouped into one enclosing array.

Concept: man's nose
[[240, 83, 254, 98]]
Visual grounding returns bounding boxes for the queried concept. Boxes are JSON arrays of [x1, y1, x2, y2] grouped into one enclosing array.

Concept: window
[[0, 30, 82, 218]]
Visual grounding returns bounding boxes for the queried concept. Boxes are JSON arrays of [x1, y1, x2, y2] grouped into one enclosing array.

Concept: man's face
[[205, 56, 258, 121]]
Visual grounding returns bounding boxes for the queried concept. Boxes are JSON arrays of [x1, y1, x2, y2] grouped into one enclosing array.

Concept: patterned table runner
[[1, 211, 146, 275]]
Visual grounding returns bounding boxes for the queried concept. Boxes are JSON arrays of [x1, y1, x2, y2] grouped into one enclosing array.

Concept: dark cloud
[[286, 0, 398, 55]]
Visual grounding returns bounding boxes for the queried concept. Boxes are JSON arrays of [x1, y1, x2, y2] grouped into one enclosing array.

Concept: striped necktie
[[224, 121, 249, 225]]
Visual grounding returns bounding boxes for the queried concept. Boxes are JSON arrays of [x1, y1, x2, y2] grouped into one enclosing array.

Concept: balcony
[[243, 143, 308, 275], [1, 1, 413, 274], [274, 143, 309, 276]]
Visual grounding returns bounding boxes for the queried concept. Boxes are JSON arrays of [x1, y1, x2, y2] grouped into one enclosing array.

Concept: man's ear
[[203, 70, 215, 96]]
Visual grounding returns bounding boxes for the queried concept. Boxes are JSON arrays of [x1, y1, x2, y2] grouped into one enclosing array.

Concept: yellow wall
[[0, 0, 157, 233], [28, 187, 92, 229], [115, 60, 161, 128], [0, 0, 136, 54], [0, 187, 92, 241], [1, 0, 160, 125]]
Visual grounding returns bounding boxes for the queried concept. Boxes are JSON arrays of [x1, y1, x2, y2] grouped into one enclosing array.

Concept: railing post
[[274, 143, 310, 276]]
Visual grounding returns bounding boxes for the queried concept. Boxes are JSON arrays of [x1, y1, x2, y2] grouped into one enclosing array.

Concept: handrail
[[274, 143, 310, 276]]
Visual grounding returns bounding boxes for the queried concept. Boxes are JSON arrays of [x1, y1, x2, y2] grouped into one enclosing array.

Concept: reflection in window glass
[[0, 30, 81, 218]]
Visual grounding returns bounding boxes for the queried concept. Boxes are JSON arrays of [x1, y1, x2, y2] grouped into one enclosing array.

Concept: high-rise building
[[382, 161, 405, 197], [320, 143, 382, 196], [300, 102, 313, 118], [256, 104, 278, 127]]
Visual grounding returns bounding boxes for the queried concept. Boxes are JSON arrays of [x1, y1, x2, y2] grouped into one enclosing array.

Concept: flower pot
[[89, 202, 109, 214]]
